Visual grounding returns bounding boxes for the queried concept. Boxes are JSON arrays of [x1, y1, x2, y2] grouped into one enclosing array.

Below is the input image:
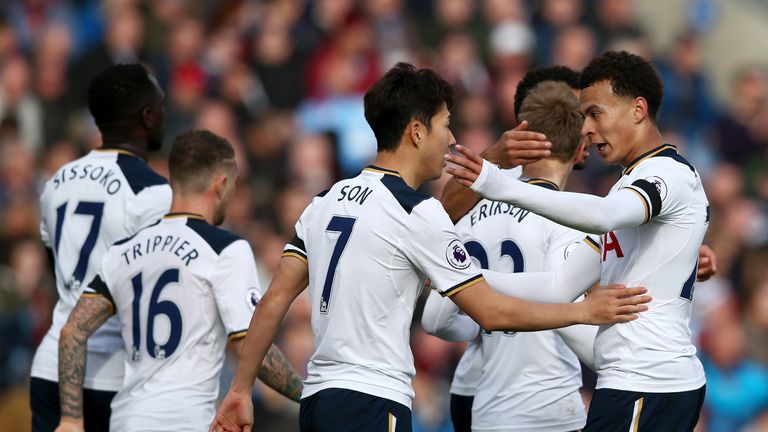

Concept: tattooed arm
[[231, 339, 304, 402], [56, 295, 114, 432]]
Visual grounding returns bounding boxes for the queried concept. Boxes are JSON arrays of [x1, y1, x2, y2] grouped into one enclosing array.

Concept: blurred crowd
[[1, 0, 768, 431]]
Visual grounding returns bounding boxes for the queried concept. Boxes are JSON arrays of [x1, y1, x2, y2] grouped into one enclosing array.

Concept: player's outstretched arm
[[421, 289, 480, 342], [697, 245, 717, 281], [440, 121, 551, 223], [450, 281, 650, 332], [56, 295, 114, 432], [555, 323, 598, 370], [211, 256, 308, 432], [445, 145, 648, 234]]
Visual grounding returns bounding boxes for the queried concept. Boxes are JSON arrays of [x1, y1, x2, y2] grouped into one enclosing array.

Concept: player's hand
[[480, 121, 551, 168], [210, 389, 254, 432], [445, 144, 486, 188], [697, 245, 717, 281], [55, 418, 84, 432], [582, 284, 651, 325]]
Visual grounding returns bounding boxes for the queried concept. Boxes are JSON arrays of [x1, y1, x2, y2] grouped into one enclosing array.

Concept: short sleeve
[[282, 200, 313, 264], [544, 224, 585, 271], [39, 181, 53, 247], [209, 240, 261, 340], [125, 184, 172, 232], [622, 161, 695, 223], [400, 199, 484, 297], [82, 252, 117, 313]]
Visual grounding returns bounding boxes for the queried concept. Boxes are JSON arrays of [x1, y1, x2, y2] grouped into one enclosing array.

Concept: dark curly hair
[[514, 66, 579, 119], [580, 51, 663, 120], [87, 64, 160, 128], [364, 62, 454, 152]]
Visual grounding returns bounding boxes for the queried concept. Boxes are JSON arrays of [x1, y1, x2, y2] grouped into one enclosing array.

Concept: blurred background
[[1, 0, 768, 431]]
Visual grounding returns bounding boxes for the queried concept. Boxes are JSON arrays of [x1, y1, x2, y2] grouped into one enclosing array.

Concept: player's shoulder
[[113, 219, 162, 247], [184, 216, 244, 255], [623, 144, 696, 179], [113, 152, 168, 194], [365, 165, 432, 214]]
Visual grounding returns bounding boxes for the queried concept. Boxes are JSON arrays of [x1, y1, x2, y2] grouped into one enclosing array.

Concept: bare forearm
[[257, 345, 304, 402], [440, 178, 481, 223], [231, 301, 286, 394], [58, 329, 87, 421], [484, 294, 585, 331]]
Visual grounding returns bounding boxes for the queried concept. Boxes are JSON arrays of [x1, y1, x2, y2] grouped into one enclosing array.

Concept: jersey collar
[[164, 212, 205, 220], [525, 178, 559, 191], [363, 165, 402, 178], [94, 143, 148, 161], [622, 143, 677, 176]]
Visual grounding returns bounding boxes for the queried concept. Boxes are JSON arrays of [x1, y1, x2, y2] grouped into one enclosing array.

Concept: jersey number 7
[[320, 216, 356, 314]]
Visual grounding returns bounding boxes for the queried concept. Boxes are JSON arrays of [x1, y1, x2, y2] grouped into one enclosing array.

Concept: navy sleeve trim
[[289, 235, 306, 253], [631, 179, 662, 218], [86, 275, 116, 310], [380, 174, 431, 214], [116, 153, 168, 194], [186, 219, 242, 255]]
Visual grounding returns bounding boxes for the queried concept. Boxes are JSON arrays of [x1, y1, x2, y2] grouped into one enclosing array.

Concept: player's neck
[[169, 194, 215, 225], [521, 159, 572, 190], [620, 127, 664, 168], [100, 133, 148, 161], [371, 151, 424, 189]]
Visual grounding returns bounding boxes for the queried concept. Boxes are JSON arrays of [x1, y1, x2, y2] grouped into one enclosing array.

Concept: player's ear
[[212, 173, 228, 199], [633, 97, 649, 124], [407, 120, 423, 148]]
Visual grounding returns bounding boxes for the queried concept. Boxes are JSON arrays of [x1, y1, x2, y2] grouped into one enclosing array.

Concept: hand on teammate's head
[[480, 121, 551, 169]]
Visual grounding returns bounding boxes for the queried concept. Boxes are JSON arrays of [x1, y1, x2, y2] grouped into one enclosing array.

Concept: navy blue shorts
[[30, 377, 115, 432], [449, 393, 473, 432], [299, 388, 411, 432], [584, 386, 705, 432]]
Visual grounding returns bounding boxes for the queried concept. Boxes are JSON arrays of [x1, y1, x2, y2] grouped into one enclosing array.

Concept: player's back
[[456, 180, 586, 432], [287, 166, 482, 408], [33, 149, 170, 391], [596, 145, 708, 392], [92, 214, 258, 431]]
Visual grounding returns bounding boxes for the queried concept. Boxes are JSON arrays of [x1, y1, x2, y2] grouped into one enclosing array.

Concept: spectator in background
[[590, 0, 645, 51], [699, 300, 768, 432], [0, 56, 42, 154], [656, 32, 719, 169], [531, 0, 585, 66], [712, 66, 767, 166]]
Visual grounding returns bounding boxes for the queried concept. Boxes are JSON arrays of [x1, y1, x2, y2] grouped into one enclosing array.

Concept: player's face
[[580, 80, 636, 166], [422, 104, 456, 181], [146, 75, 166, 152]]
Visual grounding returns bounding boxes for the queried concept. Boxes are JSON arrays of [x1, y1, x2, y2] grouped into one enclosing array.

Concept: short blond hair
[[519, 81, 582, 162]]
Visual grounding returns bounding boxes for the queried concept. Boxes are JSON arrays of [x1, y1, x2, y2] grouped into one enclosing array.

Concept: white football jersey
[[33, 149, 171, 391], [439, 167, 523, 398], [456, 180, 586, 432], [593, 144, 708, 392], [284, 166, 483, 409], [84, 214, 260, 431]]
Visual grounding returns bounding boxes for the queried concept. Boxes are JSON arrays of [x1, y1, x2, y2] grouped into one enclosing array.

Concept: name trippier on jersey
[[120, 233, 199, 267], [52, 163, 124, 195], [468, 201, 530, 227]]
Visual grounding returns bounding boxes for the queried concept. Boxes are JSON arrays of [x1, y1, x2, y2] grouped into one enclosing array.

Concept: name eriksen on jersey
[[470, 201, 530, 226], [121, 234, 199, 266], [53, 164, 122, 195], [337, 184, 373, 205]]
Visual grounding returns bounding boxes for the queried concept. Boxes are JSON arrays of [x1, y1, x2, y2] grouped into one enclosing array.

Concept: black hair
[[580, 50, 663, 120], [87, 64, 160, 128], [514, 65, 579, 119], [364, 62, 454, 152], [169, 130, 236, 192]]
